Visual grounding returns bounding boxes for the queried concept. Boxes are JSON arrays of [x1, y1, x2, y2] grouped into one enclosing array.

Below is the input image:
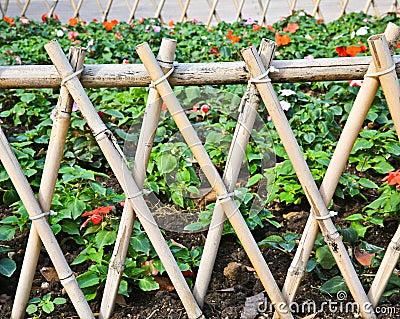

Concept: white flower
[[356, 26, 369, 36], [305, 34, 313, 40], [280, 100, 291, 111], [201, 36, 208, 40], [280, 89, 296, 97], [350, 30, 355, 39], [56, 30, 64, 37]]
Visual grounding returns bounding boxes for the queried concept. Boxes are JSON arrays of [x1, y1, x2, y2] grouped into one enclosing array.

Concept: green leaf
[[316, 245, 336, 270], [373, 161, 394, 174], [320, 276, 349, 294], [350, 222, 369, 238], [130, 234, 151, 255], [176, 170, 191, 183], [51, 224, 62, 235], [358, 178, 378, 189], [61, 220, 80, 236], [95, 230, 116, 249], [157, 153, 177, 174], [352, 139, 373, 153], [77, 271, 100, 289], [138, 276, 159, 291], [340, 228, 359, 244], [90, 181, 107, 196], [103, 109, 124, 118], [42, 301, 54, 314], [3, 189, 19, 205], [26, 304, 38, 315], [118, 279, 129, 297], [0, 225, 16, 241], [71, 199, 86, 220], [0, 258, 16, 277], [206, 131, 223, 144], [53, 297, 67, 305], [306, 259, 317, 272], [345, 213, 364, 221], [246, 174, 264, 187], [171, 192, 184, 207], [0, 216, 18, 224], [184, 221, 209, 231], [304, 132, 316, 143]]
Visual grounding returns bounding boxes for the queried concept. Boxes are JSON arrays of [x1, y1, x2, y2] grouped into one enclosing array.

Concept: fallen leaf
[[154, 277, 175, 292], [283, 211, 301, 219], [354, 246, 375, 266], [40, 267, 59, 282]]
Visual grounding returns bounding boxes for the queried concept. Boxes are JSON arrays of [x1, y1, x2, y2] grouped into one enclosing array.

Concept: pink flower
[[14, 56, 22, 65], [115, 31, 122, 40], [349, 80, 364, 87], [193, 18, 198, 24], [243, 17, 254, 26], [20, 17, 29, 25], [68, 31, 79, 41], [152, 25, 161, 32], [122, 59, 130, 64]]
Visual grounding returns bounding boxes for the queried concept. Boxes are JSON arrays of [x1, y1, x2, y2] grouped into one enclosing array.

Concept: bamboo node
[[59, 273, 75, 285], [61, 68, 84, 86], [390, 238, 400, 252], [311, 210, 338, 220], [216, 189, 241, 203], [364, 63, 396, 78], [30, 210, 57, 220], [127, 189, 152, 200], [149, 64, 176, 88]]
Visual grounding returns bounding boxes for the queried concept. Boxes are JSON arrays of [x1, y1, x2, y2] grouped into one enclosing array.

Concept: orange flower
[[3, 16, 15, 26], [110, 19, 118, 26], [283, 22, 299, 34], [335, 46, 347, 57], [266, 25, 276, 32], [103, 21, 114, 31], [168, 20, 175, 27], [397, 42, 400, 49], [346, 45, 363, 57], [252, 24, 262, 32], [383, 170, 400, 188], [69, 17, 79, 26], [226, 29, 240, 44], [275, 33, 290, 47]]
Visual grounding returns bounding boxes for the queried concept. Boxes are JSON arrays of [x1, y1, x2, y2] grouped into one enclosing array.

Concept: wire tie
[[61, 68, 84, 86], [311, 210, 338, 220], [364, 63, 396, 78], [127, 189, 152, 200], [216, 189, 241, 202], [30, 210, 57, 220], [149, 65, 175, 88]]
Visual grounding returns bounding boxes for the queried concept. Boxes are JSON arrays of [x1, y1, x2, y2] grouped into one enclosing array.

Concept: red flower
[[226, 30, 240, 44], [80, 206, 115, 230], [103, 21, 114, 31], [266, 25, 276, 33], [252, 24, 262, 32], [383, 170, 400, 189], [397, 43, 400, 49], [209, 46, 219, 57], [69, 17, 79, 26], [346, 45, 363, 57], [54, 14, 59, 20], [168, 20, 175, 27], [41, 13, 48, 23], [283, 22, 299, 34], [110, 19, 119, 26], [139, 17, 145, 24], [335, 46, 347, 57], [200, 104, 210, 113], [3, 16, 15, 26], [275, 33, 291, 46], [68, 31, 79, 41]]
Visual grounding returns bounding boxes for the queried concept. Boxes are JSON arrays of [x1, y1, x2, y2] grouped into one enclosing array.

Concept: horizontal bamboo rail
[[0, 56, 399, 88]]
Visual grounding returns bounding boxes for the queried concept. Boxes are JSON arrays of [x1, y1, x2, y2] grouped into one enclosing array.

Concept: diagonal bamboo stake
[[366, 33, 400, 307], [45, 40, 204, 319], [242, 45, 376, 319], [193, 38, 276, 308], [0, 130, 94, 318], [99, 38, 177, 319], [136, 41, 293, 319], [272, 23, 400, 319], [11, 46, 87, 319]]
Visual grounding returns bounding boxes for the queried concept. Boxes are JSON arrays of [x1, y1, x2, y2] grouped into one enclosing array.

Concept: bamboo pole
[[193, 38, 276, 309], [272, 23, 400, 319], [368, 226, 400, 306], [136, 41, 293, 319], [206, 0, 220, 27], [234, 0, 245, 22], [10, 47, 86, 319], [0, 131, 93, 319], [45, 40, 204, 319], [179, 0, 191, 22], [127, 0, 140, 23], [48, 0, 59, 18], [99, 38, 177, 319], [365, 33, 400, 306], [241, 45, 376, 319], [1, 56, 399, 89], [102, 0, 114, 22]]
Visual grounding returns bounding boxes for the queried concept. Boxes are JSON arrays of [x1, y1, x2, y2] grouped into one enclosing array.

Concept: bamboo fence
[[1, 0, 399, 24], [1, 20, 399, 319]]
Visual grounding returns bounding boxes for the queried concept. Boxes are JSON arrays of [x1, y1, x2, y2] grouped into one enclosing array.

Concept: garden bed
[[0, 10, 400, 319]]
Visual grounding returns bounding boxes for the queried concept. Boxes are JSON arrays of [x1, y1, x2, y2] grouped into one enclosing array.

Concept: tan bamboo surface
[[368, 226, 400, 306], [1, 56, 400, 88], [192, 38, 277, 308], [273, 22, 400, 319], [10, 47, 87, 319], [135, 41, 293, 319], [365, 33, 400, 307], [44, 39, 204, 319], [3, 0, 398, 25], [99, 38, 177, 319], [0, 128, 94, 318], [241, 45, 376, 319]]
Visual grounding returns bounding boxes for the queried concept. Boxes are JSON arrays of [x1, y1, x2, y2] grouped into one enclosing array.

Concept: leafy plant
[[26, 294, 67, 318]]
